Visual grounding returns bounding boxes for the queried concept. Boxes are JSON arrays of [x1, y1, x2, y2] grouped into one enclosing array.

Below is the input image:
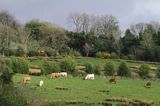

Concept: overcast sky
[[0, 0, 160, 31]]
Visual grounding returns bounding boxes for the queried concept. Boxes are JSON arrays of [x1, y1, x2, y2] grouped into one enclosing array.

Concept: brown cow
[[50, 73, 60, 78], [21, 76, 31, 84], [109, 76, 116, 84], [145, 80, 152, 88]]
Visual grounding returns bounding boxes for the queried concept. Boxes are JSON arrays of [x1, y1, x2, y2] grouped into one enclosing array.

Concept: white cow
[[39, 80, 44, 87], [60, 72, 67, 77], [85, 74, 95, 80]]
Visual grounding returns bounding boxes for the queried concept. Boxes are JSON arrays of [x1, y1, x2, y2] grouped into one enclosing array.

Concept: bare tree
[[0, 11, 19, 28], [68, 12, 83, 32], [68, 12, 120, 38], [90, 15, 120, 40], [130, 23, 146, 38], [101, 15, 119, 37], [17, 27, 32, 52], [81, 13, 90, 33], [0, 11, 20, 54], [83, 43, 90, 56], [0, 23, 15, 50], [68, 12, 90, 33], [141, 25, 154, 49], [90, 15, 103, 36], [150, 21, 160, 33]]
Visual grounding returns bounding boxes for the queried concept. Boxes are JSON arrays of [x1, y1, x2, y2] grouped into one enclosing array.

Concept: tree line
[[0, 11, 160, 61]]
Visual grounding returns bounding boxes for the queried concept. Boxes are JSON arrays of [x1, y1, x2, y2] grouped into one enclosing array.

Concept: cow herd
[[50, 72, 67, 78], [20, 73, 152, 88], [20, 72, 95, 87]]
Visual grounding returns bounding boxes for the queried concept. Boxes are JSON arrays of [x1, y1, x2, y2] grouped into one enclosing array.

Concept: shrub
[[84, 62, 94, 74], [101, 52, 111, 59], [0, 64, 14, 84], [59, 46, 70, 56], [138, 64, 150, 78], [117, 62, 131, 77], [60, 60, 76, 74], [0, 62, 27, 106], [9, 57, 29, 74], [44, 47, 54, 57], [94, 65, 102, 75], [16, 46, 25, 56], [110, 52, 119, 59], [5, 59, 12, 69], [95, 52, 102, 58], [0, 85, 27, 106], [27, 49, 38, 57], [69, 50, 81, 57], [104, 61, 115, 76], [0, 94, 27, 106], [156, 68, 160, 78], [121, 55, 128, 60], [128, 54, 136, 60], [4, 48, 16, 56], [63, 55, 74, 60], [41, 61, 60, 75]]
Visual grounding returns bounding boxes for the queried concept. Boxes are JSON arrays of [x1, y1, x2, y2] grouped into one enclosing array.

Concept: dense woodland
[[0, 11, 160, 61]]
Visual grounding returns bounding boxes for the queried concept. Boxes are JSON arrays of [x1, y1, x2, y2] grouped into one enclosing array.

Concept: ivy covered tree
[[0, 63, 13, 85], [0, 62, 27, 106]]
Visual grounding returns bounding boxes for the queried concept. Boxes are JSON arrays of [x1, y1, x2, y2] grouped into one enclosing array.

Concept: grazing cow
[[145, 80, 151, 88], [39, 80, 43, 87], [21, 76, 31, 84], [60, 72, 67, 77], [50, 73, 60, 78], [85, 74, 95, 80], [109, 76, 116, 84]]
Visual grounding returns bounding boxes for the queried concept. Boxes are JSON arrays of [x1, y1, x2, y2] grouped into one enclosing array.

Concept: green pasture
[[28, 57, 160, 69], [13, 74, 160, 106]]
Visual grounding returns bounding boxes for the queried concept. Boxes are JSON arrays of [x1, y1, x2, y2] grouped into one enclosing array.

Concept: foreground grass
[[13, 74, 160, 105]]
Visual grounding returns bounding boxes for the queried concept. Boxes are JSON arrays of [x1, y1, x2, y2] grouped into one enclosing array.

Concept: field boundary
[[111, 59, 160, 65]]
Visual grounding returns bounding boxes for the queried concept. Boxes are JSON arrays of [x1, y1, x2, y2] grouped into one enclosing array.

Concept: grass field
[[13, 74, 160, 106], [28, 57, 160, 69]]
